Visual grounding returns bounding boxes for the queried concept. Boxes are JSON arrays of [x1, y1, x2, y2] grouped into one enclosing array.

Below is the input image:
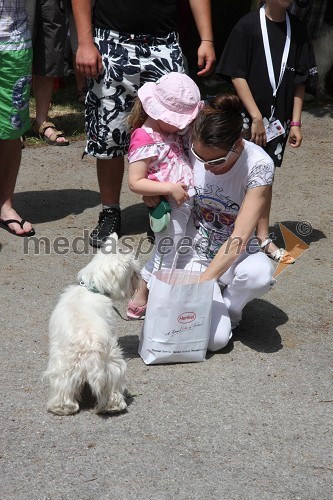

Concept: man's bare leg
[[97, 156, 124, 205], [89, 156, 125, 246], [0, 138, 33, 234], [33, 75, 69, 144]]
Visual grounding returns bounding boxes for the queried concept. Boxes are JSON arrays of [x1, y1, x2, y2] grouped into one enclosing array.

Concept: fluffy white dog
[[44, 235, 140, 416]]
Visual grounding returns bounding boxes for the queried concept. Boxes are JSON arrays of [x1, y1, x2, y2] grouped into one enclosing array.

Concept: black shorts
[[26, 0, 68, 77]]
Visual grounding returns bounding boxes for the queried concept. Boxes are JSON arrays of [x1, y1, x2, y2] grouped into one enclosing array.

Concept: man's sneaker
[[89, 208, 121, 247]]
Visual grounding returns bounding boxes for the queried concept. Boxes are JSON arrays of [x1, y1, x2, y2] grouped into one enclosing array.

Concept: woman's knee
[[208, 327, 232, 352], [208, 297, 232, 351], [237, 253, 274, 291]]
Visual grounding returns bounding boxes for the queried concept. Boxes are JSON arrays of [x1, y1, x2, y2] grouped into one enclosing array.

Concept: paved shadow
[[13, 189, 100, 223], [121, 203, 150, 236], [303, 99, 333, 118], [233, 298, 287, 353], [13, 191, 149, 236], [268, 220, 326, 247], [119, 333, 141, 361]]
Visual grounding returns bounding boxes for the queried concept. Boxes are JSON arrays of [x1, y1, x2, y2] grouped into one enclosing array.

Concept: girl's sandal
[[33, 120, 70, 146], [127, 300, 147, 320], [260, 238, 295, 264]]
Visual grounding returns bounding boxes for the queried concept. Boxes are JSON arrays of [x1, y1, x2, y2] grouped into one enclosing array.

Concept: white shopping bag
[[138, 268, 214, 364]]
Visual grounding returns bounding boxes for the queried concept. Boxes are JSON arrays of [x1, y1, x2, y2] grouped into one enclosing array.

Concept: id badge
[[265, 119, 285, 143]]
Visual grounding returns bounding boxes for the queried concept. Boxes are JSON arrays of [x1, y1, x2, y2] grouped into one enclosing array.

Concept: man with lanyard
[[72, 0, 215, 248]]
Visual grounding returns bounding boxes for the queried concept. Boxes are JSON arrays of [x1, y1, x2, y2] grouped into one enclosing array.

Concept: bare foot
[[131, 279, 149, 307]]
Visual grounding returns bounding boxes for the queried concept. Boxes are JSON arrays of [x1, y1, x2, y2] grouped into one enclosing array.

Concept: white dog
[[44, 235, 140, 416]]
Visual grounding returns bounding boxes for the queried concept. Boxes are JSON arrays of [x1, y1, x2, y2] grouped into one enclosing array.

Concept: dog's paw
[[96, 394, 127, 414], [47, 401, 79, 416], [108, 399, 128, 413]]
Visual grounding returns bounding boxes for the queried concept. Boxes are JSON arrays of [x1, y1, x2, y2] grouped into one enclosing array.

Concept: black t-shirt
[[217, 10, 313, 166], [93, 0, 178, 35]]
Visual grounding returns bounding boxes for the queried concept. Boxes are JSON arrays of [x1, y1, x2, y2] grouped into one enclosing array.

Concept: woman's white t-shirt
[[191, 140, 275, 260]]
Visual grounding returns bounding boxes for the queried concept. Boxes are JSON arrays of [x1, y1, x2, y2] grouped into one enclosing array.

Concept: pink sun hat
[[138, 72, 203, 129]]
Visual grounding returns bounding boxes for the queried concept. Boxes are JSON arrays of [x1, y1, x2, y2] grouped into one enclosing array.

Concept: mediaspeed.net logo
[[273, 222, 310, 278]]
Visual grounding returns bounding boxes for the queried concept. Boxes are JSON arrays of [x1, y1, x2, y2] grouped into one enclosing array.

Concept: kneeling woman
[[185, 94, 276, 351]]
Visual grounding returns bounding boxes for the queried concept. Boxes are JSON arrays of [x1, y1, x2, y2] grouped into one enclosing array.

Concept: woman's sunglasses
[[191, 142, 237, 167]]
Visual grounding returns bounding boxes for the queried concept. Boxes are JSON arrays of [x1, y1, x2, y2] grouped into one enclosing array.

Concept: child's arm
[[232, 77, 267, 147], [289, 84, 305, 148], [128, 159, 189, 206]]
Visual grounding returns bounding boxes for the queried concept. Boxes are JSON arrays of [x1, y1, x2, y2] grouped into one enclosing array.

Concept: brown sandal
[[33, 120, 70, 146]]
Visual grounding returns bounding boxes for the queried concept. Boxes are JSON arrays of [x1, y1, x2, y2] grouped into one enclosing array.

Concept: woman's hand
[[289, 126, 302, 148], [251, 117, 266, 147]]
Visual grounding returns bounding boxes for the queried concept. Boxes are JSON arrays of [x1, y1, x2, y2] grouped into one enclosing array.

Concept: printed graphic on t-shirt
[[193, 184, 240, 259], [247, 160, 275, 189], [192, 157, 274, 260]]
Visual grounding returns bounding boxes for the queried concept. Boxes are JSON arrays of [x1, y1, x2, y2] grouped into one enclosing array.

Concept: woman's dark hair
[[192, 94, 243, 150]]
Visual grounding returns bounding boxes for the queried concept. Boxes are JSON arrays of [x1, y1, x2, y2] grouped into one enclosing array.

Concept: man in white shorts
[[72, 0, 216, 247]]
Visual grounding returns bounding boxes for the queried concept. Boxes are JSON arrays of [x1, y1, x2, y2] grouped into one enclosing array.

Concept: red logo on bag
[[178, 312, 196, 323]]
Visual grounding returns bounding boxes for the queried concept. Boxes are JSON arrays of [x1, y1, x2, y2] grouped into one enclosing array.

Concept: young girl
[[217, 0, 316, 263], [126, 72, 203, 319]]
